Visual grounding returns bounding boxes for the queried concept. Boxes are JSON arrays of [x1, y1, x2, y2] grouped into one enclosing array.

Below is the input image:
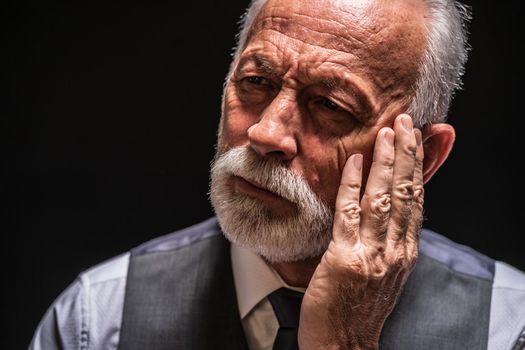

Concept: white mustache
[[211, 147, 320, 207]]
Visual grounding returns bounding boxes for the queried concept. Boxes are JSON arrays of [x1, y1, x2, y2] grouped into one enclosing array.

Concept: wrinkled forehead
[[245, 0, 428, 94]]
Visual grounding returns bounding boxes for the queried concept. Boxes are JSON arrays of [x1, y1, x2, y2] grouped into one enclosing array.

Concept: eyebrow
[[253, 55, 276, 75], [237, 54, 280, 79]]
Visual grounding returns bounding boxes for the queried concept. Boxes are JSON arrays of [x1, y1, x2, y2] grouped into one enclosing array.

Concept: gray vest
[[118, 218, 494, 349]]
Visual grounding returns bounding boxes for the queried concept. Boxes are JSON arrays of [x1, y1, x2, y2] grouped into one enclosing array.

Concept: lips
[[233, 175, 283, 200]]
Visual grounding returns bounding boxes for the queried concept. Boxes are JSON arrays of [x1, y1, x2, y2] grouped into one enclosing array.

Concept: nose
[[247, 92, 298, 160]]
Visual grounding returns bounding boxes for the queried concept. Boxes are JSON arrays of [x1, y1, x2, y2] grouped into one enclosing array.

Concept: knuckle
[[413, 185, 425, 206], [336, 202, 361, 218], [375, 155, 395, 168], [368, 193, 391, 230], [339, 181, 361, 193], [401, 141, 417, 158], [370, 193, 392, 213], [370, 266, 387, 280], [393, 182, 414, 201]]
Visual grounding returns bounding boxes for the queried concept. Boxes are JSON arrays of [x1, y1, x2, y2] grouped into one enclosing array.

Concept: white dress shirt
[[230, 243, 306, 350]]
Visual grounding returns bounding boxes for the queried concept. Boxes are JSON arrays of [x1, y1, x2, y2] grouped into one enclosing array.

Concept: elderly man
[[30, 0, 525, 349]]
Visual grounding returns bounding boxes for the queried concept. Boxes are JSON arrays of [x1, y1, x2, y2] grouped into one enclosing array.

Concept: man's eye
[[245, 76, 271, 86], [321, 98, 341, 111], [312, 97, 359, 122]]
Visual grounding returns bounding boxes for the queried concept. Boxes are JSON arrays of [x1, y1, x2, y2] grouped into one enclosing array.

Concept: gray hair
[[228, 0, 471, 127]]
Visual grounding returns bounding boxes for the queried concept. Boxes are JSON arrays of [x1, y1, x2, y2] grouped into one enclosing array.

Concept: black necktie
[[267, 287, 304, 350]]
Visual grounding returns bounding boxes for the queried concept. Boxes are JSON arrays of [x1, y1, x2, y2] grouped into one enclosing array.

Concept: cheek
[[295, 138, 343, 210], [346, 130, 380, 190], [302, 130, 378, 209], [219, 88, 259, 150]]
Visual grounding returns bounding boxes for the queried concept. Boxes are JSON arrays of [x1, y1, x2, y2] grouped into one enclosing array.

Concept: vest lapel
[[118, 232, 248, 350]]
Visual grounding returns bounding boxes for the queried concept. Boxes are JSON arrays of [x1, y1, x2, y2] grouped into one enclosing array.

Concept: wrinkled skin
[[217, 0, 455, 348]]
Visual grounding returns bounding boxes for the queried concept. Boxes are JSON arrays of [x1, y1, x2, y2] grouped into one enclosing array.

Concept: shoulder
[[29, 218, 222, 350], [131, 217, 222, 256], [419, 229, 525, 350], [419, 228, 495, 280], [29, 253, 130, 350]]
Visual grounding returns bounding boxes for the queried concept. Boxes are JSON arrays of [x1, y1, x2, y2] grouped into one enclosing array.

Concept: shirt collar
[[230, 243, 306, 319]]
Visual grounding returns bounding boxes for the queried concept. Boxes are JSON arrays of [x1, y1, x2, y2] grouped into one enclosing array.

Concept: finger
[[333, 154, 363, 244], [386, 114, 417, 242], [406, 129, 424, 252], [360, 128, 395, 242]]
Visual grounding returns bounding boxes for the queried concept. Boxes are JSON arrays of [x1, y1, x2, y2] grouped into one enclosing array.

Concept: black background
[[4, 0, 525, 348]]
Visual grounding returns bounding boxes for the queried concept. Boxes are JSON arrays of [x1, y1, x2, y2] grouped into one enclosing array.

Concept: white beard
[[209, 146, 333, 263]]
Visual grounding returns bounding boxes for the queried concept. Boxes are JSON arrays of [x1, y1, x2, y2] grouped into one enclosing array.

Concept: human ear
[[421, 123, 455, 184]]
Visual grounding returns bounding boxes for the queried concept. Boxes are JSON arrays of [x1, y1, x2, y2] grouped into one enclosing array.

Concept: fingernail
[[353, 154, 363, 171], [401, 115, 413, 131], [384, 129, 394, 147], [415, 129, 422, 146]]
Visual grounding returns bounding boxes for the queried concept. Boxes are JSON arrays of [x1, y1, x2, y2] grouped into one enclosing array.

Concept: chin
[[211, 180, 332, 263]]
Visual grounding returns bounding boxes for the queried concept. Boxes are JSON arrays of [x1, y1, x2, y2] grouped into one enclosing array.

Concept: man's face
[[211, 0, 428, 262]]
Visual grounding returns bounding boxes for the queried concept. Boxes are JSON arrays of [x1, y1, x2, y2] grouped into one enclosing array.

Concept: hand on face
[[298, 114, 424, 350]]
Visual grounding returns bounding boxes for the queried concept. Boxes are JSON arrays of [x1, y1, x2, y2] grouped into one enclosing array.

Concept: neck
[[269, 256, 322, 288]]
